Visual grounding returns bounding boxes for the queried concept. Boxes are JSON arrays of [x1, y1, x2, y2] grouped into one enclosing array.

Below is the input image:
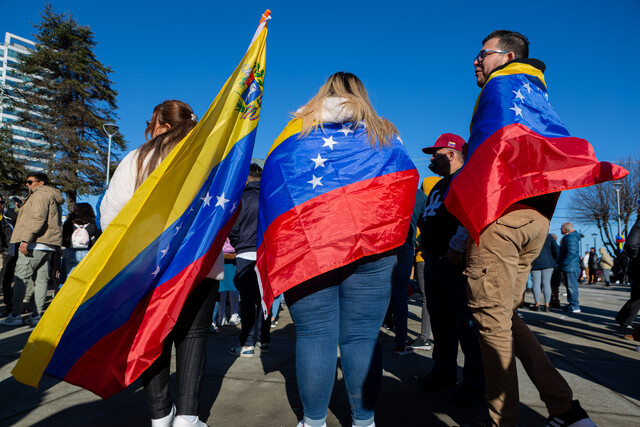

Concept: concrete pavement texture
[[0, 282, 639, 426]]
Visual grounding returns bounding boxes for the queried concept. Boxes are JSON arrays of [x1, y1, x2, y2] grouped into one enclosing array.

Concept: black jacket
[[229, 180, 260, 255], [624, 218, 640, 280], [62, 220, 101, 249], [418, 172, 461, 258], [532, 233, 559, 270], [0, 215, 13, 254]]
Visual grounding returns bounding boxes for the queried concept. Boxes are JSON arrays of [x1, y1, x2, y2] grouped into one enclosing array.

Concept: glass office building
[[0, 32, 47, 172]]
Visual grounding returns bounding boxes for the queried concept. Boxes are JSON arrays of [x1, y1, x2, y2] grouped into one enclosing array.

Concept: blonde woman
[[261, 72, 418, 427]]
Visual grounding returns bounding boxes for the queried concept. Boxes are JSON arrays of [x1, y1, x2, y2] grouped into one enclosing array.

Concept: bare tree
[[570, 155, 640, 255]]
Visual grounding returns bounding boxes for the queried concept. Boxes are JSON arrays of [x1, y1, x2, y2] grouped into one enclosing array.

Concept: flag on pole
[[445, 60, 628, 244], [256, 120, 419, 311], [12, 10, 271, 399]]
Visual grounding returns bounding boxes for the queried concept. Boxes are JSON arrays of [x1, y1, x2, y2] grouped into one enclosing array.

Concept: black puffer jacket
[[624, 218, 640, 280], [229, 180, 259, 255]]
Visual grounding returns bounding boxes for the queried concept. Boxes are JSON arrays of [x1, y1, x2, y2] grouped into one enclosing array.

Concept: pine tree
[[13, 3, 126, 211], [0, 123, 28, 195]]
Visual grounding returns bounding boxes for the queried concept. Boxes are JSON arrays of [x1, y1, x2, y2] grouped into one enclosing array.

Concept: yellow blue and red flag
[[12, 10, 270, 398], [445, 59, 628, 243], [256, 120, 419, 311]]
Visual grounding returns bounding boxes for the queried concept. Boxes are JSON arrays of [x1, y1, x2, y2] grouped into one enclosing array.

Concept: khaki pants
[[12, 250, 53, 317], [465, 208, 573, 426]]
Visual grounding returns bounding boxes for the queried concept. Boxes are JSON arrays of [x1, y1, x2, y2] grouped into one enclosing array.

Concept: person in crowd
[[410, 177, 438, 351], [558, 223, 582, 313], [417, 133, 486, 405], [529, 233, 559, 311], [228, 163, 270, 357], [582, 251, 590, 284], [61, 203, 101, 280], [101, 100, 218, 427], [549, 234, 563, 308], [390, 188, 427, 356], [269, 293, 284, 328], [599, 247, 613, 287], [465, 30, 595, 426], [0, 195, 14, 317], [2, 173, 64, 327], [271, 72, 413, 427], [216, 237, 240, 328], [587, 247, 598, 284], [616, 217, 640, 329]]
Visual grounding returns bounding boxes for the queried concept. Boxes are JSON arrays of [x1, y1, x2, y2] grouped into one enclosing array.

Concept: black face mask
[[427, 160, 439, 173]]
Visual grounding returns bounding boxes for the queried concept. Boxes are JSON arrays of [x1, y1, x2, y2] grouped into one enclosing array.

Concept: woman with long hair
[[61, 202, 100, 279], [101, 100, 219, 427], [264, 72, 417, 427]]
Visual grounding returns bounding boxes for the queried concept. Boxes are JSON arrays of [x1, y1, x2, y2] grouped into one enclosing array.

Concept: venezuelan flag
[[12, 10, 270, 398], [445, 59, 628, 244], [256, 120, 419, 311]]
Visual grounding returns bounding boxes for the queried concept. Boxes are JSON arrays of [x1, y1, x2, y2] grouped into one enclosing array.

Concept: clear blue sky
[[2, 0, 639, 247]]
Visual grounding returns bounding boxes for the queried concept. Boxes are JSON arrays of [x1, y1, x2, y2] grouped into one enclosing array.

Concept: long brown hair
[[135, 100, 197, 188], [294, 72, 398, 146]]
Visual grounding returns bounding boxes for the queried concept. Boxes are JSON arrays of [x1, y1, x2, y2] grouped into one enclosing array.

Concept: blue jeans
[[564, 270, 580, 310], [288, 255, 394, 427], [270, 293, 283, 320], [392, 243, 414, 348]]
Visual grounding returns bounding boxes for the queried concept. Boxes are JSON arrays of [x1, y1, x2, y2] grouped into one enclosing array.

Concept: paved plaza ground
[[0, 282, 639, 426]]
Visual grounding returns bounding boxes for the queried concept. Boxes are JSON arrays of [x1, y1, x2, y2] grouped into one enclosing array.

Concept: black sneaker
[[417, 375, 458, 391], [409, 337, 432, 351], [545, 400, 596, 427]]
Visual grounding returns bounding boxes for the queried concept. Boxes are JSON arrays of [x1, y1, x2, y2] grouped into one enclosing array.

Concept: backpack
[[71, 224, 91, 249]]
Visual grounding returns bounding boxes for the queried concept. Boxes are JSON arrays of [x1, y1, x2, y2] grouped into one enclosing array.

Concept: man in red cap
[[416, 133, 486, 406]]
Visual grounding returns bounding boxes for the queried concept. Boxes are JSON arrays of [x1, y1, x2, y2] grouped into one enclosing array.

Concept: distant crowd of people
[[2, 28, 639, 427]]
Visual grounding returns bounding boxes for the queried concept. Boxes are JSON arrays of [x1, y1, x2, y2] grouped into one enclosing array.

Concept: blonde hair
[[294, 72, 398, 146], [135, 100, 197, 189]]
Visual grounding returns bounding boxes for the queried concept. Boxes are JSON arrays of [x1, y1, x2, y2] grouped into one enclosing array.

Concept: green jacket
[[11, 185, 64, 247]]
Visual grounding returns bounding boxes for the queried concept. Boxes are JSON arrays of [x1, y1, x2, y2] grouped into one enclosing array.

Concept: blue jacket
[[558, 230, 581, 272], [531, 233, 559, 270]]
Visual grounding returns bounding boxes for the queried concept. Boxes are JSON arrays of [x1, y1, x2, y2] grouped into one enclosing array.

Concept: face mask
[[427, 160, 439, 173]]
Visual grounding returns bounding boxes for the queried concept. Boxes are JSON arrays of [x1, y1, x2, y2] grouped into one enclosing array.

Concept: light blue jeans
[[288, 255, 394, 427], [531, 268, 553, 304], [565, 270, 580, 311]]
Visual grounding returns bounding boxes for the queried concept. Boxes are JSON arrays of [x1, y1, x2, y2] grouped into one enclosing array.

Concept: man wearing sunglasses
[[2, 173, 64, 327], [462, 31, 596, 426]]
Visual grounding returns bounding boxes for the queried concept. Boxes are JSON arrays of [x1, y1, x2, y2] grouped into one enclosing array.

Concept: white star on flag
[[160, 244, 170, 259], [322, 136, 338, 150], [308, 175, 323, 189], [151, 265, 161, 277], [311, 154, 327, 169], [522, 82, 532, 94], [510, 103, 523, 117], [202, 193, 212, 207], [512, 89, 525, 101], [338, 125, 353, 136], [216, 193, 230, 209]]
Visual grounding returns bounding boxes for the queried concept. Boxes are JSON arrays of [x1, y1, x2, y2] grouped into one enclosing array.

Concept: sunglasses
[[26, 180, 40, 185]]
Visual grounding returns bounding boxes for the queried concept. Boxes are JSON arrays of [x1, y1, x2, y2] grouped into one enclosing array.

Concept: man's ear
[[506, 52, 516, 62]]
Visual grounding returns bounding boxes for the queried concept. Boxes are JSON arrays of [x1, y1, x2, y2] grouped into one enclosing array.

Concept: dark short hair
[[483, 30, 529, 59], [249, 163, 263, 178], [27, 172, 49, 184]]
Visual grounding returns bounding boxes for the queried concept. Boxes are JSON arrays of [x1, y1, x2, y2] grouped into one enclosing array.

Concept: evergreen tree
[[0, 123, 28, 195], [13, 3, 126, 211]]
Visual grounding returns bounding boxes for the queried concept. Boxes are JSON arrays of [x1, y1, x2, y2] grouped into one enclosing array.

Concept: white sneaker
[[296, 422, 326, 427], [228, 313, 240, 326], [2, 314, 23, 326], [25, 314, 41, 326], [220, 317, 229, 326], [151, 405, 175, 427], [173, 415, 208, 427]]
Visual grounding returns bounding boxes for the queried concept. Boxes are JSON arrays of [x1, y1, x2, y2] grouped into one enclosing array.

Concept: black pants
[[141, 278, 217, 418], [235, 257, 270, 346], [424, 255, 485, 390], [616, 279, 640, 327]]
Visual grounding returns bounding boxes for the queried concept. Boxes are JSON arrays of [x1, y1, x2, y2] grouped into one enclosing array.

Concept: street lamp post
[[102, 124, 118, 187], [613, 182, 623, 248], [592, 233, 597, 250]]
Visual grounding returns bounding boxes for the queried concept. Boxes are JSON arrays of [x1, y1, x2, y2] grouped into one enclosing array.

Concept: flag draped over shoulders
[[256, 119, 419, 311], [12, 10, 271, 399], [445, 59, 628, 244]]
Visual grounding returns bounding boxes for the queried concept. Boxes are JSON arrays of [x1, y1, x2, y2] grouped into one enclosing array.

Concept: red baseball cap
[[422, 133, 467, 154]]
